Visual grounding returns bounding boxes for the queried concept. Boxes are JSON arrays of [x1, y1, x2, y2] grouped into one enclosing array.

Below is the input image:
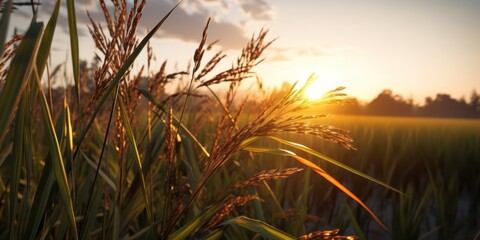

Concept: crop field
[[252, 115, 480, 239], [1, 1, 480, 239]]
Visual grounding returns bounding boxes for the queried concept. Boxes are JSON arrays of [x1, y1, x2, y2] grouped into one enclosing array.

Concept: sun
[[303, 71, 341, 100]]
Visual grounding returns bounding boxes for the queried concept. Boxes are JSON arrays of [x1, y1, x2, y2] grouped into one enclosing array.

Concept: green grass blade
[[9, 94, 28, 239], [345, 202, 366, 240], [63, 97, 74, 192], [181, 136, 201, 189], [79, 181, 104, 240], [22, 157, 56, 240], [66, 0, 80, 105], [0, 143, 12, 167], [35, 0, 61, 80], [222, 216, 295, 240], [266, 136, 405, 195], [73, 3, 180, 159], [80, 151, 116, 191], [118, 99, 152, 223], [243, 145, 389, 230], [0, 21, 43, 144], [201, 230, 223, 240], [34, 71, 78, 239], [167, 206, 220, 240], [0, 0, 13, 57]]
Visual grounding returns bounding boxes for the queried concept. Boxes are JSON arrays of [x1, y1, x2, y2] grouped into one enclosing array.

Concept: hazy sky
[[9, 0, 480, 103]]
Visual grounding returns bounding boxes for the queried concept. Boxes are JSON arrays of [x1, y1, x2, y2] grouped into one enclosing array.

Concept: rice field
[[1, 0, 480, 239], [253, 115, 480, 239]]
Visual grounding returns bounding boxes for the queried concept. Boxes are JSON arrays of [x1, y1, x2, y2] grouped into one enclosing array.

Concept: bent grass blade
[[243, 145, 389, 230]]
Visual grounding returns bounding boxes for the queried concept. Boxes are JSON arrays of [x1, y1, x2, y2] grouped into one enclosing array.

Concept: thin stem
[[78, 85, 119, 237]]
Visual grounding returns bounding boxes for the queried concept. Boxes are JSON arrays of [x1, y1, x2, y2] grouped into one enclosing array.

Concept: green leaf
[[243, 146, 295, 156], [9, 91, 29, 239], [35, 0, 61, 80], [244, 145, 389, 230], [181, 136, 201, 189], [22, 157, 56, 240], [222, 216, 295, 240], [200, 230, 223, 240], [345, 202, 366, 240], [167, 206, 220, 240], [0, 143, 12, 167], [0, 0, 13, 57], [0, 21, 43, 145], [118, 99, 152, 222], [266, 136, 405, 195], [80, 151, 116, 191], [34, 70, 78, 239], [79, 181, 104, 240], [66, 0, 80, 105]]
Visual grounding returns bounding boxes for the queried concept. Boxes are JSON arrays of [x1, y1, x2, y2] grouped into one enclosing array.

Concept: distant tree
[[331, 97, 363, 115], [420, 93, 474, 118], [365, 89, 413, 116], [470, 90, 480, 115]]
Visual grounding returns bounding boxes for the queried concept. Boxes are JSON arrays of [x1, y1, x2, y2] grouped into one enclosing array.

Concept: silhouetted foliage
[[301, 86, 480, 119], [419, 94, 477, 118], [366, 89, 413, 116]]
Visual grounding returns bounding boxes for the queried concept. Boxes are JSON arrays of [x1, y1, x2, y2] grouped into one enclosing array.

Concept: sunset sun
[[303, 71, 342, 100]]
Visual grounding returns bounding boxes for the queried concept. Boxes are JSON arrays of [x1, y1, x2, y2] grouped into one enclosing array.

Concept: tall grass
[[0, 1, 393, 239]]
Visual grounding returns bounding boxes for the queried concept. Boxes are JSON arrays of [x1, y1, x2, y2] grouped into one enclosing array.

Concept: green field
[[252, 115, 480, 239]]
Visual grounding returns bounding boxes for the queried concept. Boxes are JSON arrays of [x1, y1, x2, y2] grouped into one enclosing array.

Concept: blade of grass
[[291, 153, 388, 229], [78, 85, 119, 238], [73, 2, 180, 161], [167, 206, 220, 240], [0, 0, 13, 57], [201, 230, 223, 240], [243, 146, 389, 230], [181, 136, 201, 189], [80, 151, 116, 191], [34, 66, 78, 239], [118, 99, 152, 223], [0, 143, 12, 167], [9, 92, 29, 239], [22, 157, 56, 240], [35, 0, 61, 82], [0, 21, 43, 145], [66, 0, 80, 105], [222, 216, 295, 240], [345, 202, 366, 240], [63, 97, 75, 198], [266, 136, 405, 195], [79, 181, 104, 240]]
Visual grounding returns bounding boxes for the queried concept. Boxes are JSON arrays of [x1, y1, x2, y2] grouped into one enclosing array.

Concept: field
[[1, 1, 480, 239], [251, 115, 480, 239]]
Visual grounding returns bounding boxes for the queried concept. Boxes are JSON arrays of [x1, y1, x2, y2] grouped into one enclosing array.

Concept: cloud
[[140, 1, 249, 49], [240, 0, 274, 21], [270, 52, 289, 62], [296, 47, 327, 56], [267, 46, 328, 62], [16, 0, 274, 50]]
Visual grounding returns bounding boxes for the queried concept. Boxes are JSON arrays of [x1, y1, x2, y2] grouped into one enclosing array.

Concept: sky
[[8, 0, 480, 104]]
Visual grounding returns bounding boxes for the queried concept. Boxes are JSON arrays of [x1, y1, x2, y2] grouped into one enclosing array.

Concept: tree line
[[334, 89, 480, 119]]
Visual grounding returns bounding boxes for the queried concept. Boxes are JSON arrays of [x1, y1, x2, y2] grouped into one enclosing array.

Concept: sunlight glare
[[304, 71, 341, 100]]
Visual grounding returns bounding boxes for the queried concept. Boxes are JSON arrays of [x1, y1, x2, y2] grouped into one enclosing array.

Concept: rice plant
[[0, 0, 394, 239]]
